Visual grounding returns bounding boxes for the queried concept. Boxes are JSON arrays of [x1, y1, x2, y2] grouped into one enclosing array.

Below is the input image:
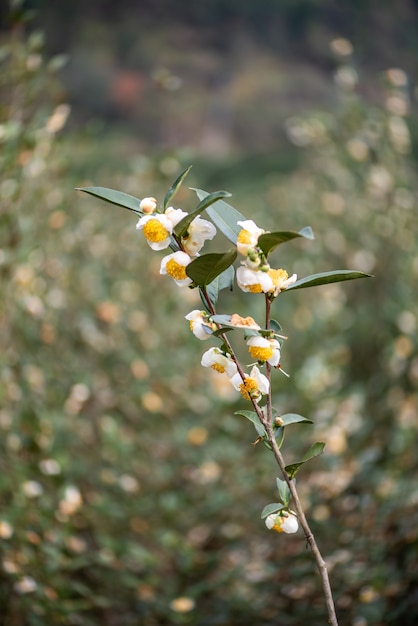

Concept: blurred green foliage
[[1, 9, 418, 626]]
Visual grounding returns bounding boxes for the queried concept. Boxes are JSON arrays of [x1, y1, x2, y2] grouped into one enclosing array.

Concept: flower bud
[[140, 197, 158, 214]]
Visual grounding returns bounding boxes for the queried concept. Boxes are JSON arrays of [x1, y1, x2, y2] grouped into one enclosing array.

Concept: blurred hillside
[[5, 0, 416, 158]]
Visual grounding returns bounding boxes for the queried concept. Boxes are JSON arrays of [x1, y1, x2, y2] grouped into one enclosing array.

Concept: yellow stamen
[[239, 377, 258, 401], [166, 259, 187, 280], [211, 363, 226, 374], [272, 519, 285, 533], [142, 219, 169, 243], [248, 346, 273, 361], [268, 268, 289, 286], [237, 229, 252, 244], [248, 283, 263, 294]]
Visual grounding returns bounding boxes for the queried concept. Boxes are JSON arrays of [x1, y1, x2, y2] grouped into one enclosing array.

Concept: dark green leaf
[[284, 462, 303, 479], [258, 227, 314, 256], [276, 478, 291, 506], [203, 265, 234, 308], [285, 441, 325, 479], [212, 327, 234, 337], [76, 186, 141, 214], [278, 413, 314, 426], [163, 165, 192, 210], [174, 190, 231, 239], [235, 410, 267, 437], [284, 270, 373, 292], [275, 426, 285, 449], [302, 441, 325, 462], [269, 319, 283, 334], [192, 188, 246, 244], [186, 249, 237, 287], [261, 503, 284, 519]]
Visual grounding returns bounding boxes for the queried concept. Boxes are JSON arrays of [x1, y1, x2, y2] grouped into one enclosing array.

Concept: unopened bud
[[274, 416, 284, 427], [140, 197, 158, 214]]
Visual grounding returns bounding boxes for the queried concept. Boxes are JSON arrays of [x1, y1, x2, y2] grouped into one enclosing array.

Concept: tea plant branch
[[78, 174, 370, 626], [203, 287, 338, 625]]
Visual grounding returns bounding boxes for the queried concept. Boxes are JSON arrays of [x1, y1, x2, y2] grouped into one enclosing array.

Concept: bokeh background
[[1, 1, 418, 624]]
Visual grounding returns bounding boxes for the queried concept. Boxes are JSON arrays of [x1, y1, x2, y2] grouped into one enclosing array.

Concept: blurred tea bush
[[1, 17, 417, 626]]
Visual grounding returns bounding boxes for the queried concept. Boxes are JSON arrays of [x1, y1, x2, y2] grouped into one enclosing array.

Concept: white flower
[[247, 336, 281, 366], [265, 510, 299, 534], [136, 213, 173, 250], [236, 220, 265, 256], [236, 264, 273, 294], [201, 347, 238, 378], [267, 268, 297, 296], [230, 365, 270, 402], [229, 313, 261, 330], [182, 216, 216, 257], [160, 251, 193, 286], [165, 206, 188, 227], [185, 310, 212, 340], [139, 197, 158, 214]]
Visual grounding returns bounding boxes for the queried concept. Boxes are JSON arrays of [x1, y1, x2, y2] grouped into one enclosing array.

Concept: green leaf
[[285, 441, 326, 479], [261, 503, 284, 519], [258, 227, 314, 256], [264, 425, 285, 451], [276, 478, 291, 507], [192, 188, 246, 244], [76, 186, 142, 214], [210, 314, 233, 326], [302, 441, 325, 460], [284, 270, 373, 292], [284, 463, 303, 479], [274, 426, 285, 449], [269, 319, 283, 334], [205, 266, 234, 311], [186, 249, 237, 287], [211, 327, 234, 337], [235, 410, 266, 437], [163, 165, 192, 210], [174, 190, 231, 239], [277, 413, 314, 426]]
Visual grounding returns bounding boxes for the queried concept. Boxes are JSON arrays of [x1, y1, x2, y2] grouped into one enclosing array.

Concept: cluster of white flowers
[[236, 220, 297, 296], [185, 308, 277, 403], [135, 199, 294, 405], [136, 197, 216, 287]]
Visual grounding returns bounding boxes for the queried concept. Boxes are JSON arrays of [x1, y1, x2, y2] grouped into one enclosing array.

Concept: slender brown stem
[[201, 287, 338, 625], [264, 295, 273, 423], [262, 419, 339, 626]]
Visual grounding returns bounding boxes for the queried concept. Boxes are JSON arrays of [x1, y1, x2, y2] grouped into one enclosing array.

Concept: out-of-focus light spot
[[0, 520, 13, 539], [130, 359, 149, 380], [386, 68, 408, 87], [187, 426, 208, 446], [169, 596, 195, 613], [346, 138, 369, 162], [142, 391, 163, 413]]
